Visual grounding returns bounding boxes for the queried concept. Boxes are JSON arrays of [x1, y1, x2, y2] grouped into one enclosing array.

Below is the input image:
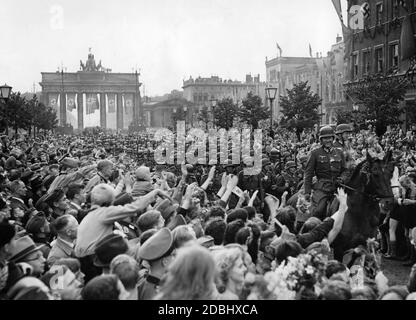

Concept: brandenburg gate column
[[117, 93, 123, 130], [77, 92, 84, 130], [100, 92, 107, 129]]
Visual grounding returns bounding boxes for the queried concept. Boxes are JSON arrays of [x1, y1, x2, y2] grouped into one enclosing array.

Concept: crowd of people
[[1, 122, 416, 300]]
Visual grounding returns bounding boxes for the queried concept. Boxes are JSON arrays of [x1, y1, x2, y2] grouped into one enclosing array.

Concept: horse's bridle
[[337, 182, 393, 202]]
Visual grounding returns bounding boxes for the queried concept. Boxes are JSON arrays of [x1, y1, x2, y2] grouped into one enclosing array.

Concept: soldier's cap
[[137, 210, 162, 233], [166, 214, 187, 231], [138, 227, 173, 261], [93, 232, 130, 268], [48, 164, 59, 171], [285, 161, 296, 169], [29, 163, 42, 171], [261, 157, 271, 167], [154, 199, 178, 220]]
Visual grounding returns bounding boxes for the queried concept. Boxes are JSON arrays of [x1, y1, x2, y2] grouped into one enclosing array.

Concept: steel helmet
[[319, 126, 335, 139], [335, 123, 353, 135], [270, 148, 279, 158], [285, 161, 296, 170]]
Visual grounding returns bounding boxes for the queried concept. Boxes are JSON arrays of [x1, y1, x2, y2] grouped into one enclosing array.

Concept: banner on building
[[48, 93, 60, 115], [124, 94, 133, 115], [67, 93, 76, 111], [108, 94, 116, 113], [86, 93, 98, 115]]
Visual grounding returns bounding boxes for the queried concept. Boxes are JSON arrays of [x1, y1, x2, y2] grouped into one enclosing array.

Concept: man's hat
[[0, 221, 16, 248], [93, 233, 130, 267], [5, 156, 17, 170], [9, 235, 44, 263], [20, 169, 35, 184], [285, 161, 296, 170], [48, 164, 59, 171], [60, 158, 79, 169], [42, 175, 56, 189], [197, 236, 214, 248], [166, 214, 187, 231], [154, 199, 178, 220], [138, 228, 173, 261], [25, 212, 49, 237], [43, 188, 65, 206]]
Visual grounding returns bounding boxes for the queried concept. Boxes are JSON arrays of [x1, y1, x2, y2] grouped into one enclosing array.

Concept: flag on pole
[[361, 2, 370, 19], [400, 14, 416, 61], [309, 44, 313, 58], [276, 42, 282, 57], [331, 0, 344, 25]]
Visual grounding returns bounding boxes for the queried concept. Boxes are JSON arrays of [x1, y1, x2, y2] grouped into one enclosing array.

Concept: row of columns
[[42, 92, 140, 130]]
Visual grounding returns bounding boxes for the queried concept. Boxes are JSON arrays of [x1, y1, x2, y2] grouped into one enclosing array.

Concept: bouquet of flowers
[[261, 252, 327, 300]]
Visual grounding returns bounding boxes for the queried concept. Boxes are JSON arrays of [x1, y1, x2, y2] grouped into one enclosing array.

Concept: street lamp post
[[210, 98, 217, 129], [265, 86, 277, 137], [0, 84, 12, 135], [0, 84, 12, 101]]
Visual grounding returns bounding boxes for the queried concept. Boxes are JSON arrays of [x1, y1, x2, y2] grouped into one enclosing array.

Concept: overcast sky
[[0, 0, 344, 96]]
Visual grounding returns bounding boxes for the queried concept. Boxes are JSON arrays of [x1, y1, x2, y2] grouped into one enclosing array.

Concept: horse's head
[[336, 150, 395, 255], [364, 150, 395, 203]]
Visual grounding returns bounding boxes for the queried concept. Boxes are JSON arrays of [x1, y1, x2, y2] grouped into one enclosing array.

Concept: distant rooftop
[[183, 74, 263, 87]]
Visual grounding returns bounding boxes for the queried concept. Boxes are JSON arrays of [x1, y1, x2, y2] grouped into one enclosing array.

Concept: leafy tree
[[213, 98, 238, 130], [345, 74, 407, 137], [238, 92, 269, 129], [35, 103, 58, 132], [197, 106, 211, 129], [335, 109, 367, 131], [171, 107, 187, 125], [280, 81, 321, 140]]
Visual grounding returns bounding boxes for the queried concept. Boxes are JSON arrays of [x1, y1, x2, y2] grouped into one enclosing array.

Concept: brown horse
[[331, 151, 395, 261]]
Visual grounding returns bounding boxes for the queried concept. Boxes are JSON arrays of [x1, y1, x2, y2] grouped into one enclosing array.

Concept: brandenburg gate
[[39, 51, 143, 130]]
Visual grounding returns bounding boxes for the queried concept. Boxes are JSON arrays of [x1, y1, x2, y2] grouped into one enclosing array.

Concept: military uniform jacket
[[304, 146, 346, 195], [275, 171, 298, 197], [137, 274, 160, 300]]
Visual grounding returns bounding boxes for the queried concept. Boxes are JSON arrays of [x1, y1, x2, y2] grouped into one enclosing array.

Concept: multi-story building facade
[[265, 36, 347, 125], [343, 0, 416, 117], [182, 74, 266, 105]]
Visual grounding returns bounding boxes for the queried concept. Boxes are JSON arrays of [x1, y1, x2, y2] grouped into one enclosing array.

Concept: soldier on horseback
[[304, 126, 348, 220]]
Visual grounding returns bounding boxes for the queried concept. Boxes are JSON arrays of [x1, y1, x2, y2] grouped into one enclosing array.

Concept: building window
[[375, 47, 384, 73], [389, 43, 399, 69], [193, 94, 198, 103], [362, 50, 371, 75], [352, 53, 359, 78], [392, 0, 400, 18], [376, 2, 383, 25]]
